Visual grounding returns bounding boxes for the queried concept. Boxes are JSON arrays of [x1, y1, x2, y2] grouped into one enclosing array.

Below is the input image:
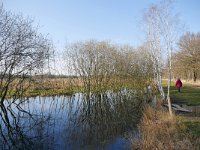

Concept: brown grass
[[2, 76, 147, 98], [132, 105, 200, 150]]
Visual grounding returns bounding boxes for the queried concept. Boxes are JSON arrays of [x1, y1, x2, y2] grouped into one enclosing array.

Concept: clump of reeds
[[132, 105, 199, 150]]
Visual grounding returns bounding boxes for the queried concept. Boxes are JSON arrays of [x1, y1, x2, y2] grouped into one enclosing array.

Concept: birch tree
[[143, 4, 165, 100], [159, 0, 181, 116], [144, 0, 181, 116]]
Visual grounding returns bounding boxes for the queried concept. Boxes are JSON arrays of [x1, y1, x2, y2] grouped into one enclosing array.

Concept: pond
[[0, 90, 143, 150]]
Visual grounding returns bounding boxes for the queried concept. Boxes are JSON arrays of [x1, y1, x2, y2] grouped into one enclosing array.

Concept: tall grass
[[132, 105, 200, 150]]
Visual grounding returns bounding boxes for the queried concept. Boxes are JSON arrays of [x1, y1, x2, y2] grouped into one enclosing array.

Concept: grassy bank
[[1, 78, 75, 98], [132, 106, 200, 150], [131, 80, 200, 149], [162, 80, 200, 106], [2, 77, 149, 98]]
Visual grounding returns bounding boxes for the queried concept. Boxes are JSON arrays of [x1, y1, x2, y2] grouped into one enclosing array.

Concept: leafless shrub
[[0, 5, 53, 103]]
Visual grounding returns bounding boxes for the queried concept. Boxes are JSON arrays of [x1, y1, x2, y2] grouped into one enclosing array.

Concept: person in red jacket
[[175, 78, 182, 92]]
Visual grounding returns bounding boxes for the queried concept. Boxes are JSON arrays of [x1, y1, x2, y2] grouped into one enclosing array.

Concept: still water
[[0, 91, 142, 150]]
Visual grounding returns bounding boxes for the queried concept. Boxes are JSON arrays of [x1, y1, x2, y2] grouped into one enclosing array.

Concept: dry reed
[[132, 105, 200, 150]]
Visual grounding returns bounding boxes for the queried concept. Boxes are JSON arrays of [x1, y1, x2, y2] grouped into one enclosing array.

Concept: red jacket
[[176, 79, 182, 88]]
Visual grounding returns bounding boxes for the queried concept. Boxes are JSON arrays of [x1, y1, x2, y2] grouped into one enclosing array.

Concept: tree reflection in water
[[0, 90, 143, 150], [65, 90, 143, 150], [0, 98, 55, 149]]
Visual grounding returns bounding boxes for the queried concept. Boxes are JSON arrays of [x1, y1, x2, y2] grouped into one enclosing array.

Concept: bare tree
[[119, 45, 154, 88], [65, 39, 154, 94], [158, 0, 183, 116], [175, 32, 200, 82], [0, 6, 52, 103], [143, 3, 165, 100], [143, 0, 181, 116], [66, 40, 118, 93]]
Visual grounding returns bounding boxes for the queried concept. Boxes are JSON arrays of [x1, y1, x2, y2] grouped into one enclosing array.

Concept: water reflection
[[0, 98, 56, 149], [0, 90, 143, 150], [65, 91, 142, 150]]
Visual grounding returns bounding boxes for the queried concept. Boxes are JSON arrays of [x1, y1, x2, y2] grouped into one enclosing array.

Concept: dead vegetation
[[132, 105, 200, 150]]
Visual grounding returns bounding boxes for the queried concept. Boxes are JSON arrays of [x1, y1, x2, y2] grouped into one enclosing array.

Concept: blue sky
[[2, 0, 200, 51]]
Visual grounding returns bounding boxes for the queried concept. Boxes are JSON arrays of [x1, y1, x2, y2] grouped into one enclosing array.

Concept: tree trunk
[[167, 44, 173, 117], [193, 71, 197, 82], [167, 74, 173, 116]]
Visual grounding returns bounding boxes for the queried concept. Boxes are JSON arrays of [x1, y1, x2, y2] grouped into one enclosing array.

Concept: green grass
[[3, 88, 75, 98], [184, 121, 200, 137], [163, 80, 200, 145], [163, 80, 200, 106]]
